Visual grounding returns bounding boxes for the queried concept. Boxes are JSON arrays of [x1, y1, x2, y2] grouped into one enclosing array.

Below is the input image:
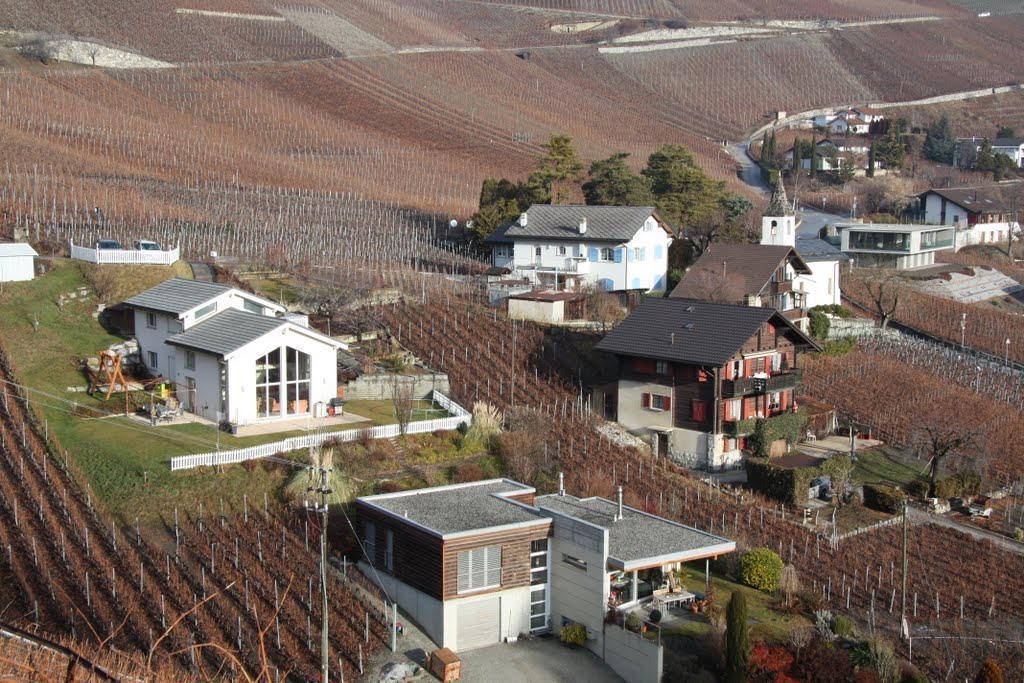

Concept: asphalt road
[[908, 507, 1024, 557]]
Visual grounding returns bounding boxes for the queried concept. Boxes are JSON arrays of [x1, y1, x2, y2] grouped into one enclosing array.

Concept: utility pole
[[308, 463, 333, 682], [900, 501, 909, 640]]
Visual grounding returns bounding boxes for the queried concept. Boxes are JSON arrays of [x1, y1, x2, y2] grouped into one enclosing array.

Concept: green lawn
[[664, 569, 811, 643], [0, 262, 455, 524], [852, 448, 929, 488]]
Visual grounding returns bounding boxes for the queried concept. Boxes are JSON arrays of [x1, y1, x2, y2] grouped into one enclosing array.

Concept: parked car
[[96, 239, 123, 250], [134, 240, 161, 251]]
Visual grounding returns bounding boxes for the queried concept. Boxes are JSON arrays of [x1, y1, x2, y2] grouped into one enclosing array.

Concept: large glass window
[[254, 347, 310, 418], [255, 348, 281, 418]]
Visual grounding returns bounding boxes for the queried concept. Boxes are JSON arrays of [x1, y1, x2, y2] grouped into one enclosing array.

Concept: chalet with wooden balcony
[[355, 478, 734, 681], [669, 243, 811, 329], [594, 298, 820, 471]]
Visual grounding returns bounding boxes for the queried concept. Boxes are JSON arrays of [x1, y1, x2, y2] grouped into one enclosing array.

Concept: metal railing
[[170, 391, 470, 471], [721, 369, 803, 398]]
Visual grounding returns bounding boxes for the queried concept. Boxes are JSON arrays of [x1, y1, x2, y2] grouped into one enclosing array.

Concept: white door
[[455, 597, 500, 651], [529, 539, 550, 633]]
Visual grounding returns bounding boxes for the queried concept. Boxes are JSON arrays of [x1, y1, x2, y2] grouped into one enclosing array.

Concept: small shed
[[508, 290, 585, 323], [0, 243, 38, 282]]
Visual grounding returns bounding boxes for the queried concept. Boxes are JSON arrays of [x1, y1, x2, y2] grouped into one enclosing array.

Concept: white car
[[134, 240, 161, 251]]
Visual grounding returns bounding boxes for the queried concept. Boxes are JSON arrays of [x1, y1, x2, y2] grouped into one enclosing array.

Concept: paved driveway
[[457, 637, 624, 683], [374, 614, 624, 683]]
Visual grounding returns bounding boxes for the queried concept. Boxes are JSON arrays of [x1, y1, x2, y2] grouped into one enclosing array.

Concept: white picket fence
[[169, 391, 471, 471], [70, 241, 180, 265]]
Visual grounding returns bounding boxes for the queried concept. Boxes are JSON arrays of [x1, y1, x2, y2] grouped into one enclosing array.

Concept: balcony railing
[[771, 279, 793, 294], [721, 369, 803, 398]]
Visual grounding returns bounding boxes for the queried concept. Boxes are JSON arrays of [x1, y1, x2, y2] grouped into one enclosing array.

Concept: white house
[[852, 106, 886, 124], [486, 205, 673, 293], [836, 222, 955, 269], [124, 278, 346, 427], [953, 138, 1024, 169], [0, 243, 38, 282], [826, 116, 869, 135], [761, 178, 848, 309], [918, 186, 1021, 250], [356, 478, 733, 681]]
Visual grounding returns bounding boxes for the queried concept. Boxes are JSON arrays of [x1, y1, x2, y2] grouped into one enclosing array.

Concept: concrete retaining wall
[[603, 624, 664, 683], [343, 372, 450, 401]]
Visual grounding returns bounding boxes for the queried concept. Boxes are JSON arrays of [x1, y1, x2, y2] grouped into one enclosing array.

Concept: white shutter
[[485, 546, 502, 587], [458, 547, 502, 593], [458, 550, 471, 593]]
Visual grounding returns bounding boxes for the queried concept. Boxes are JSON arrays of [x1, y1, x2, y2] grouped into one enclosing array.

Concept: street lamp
[[960, 313, 967, 349], [1006, 338, 1011, 366]]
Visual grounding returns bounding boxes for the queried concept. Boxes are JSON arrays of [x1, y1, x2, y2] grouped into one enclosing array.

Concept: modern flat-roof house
[[918, 187, 1021, 250], [124, 278, 346, 427], [594, 298, 820, 470], [485, 205, 673, 295], [836, 222, 955, 269], [356, 478, 733, 681], [0, 242, 38, 282]]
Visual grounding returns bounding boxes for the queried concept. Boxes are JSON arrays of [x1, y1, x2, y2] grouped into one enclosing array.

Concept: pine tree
[[725, 592, 750, 683], [923, 114, 956, 164], [867, 144, 876, 177], [810, 136, 818, 178], [792, 138, 803, 172]]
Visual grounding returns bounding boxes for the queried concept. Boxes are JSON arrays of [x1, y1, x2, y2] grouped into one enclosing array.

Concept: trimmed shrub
[[745, 457, 819, 505], [740, 548, 784, 592], [559, 622, 587, 646], [903, 479, 930, 499], [725, 592, 750, 683], [864, 484, 906, 513], [649, 609, 662, 624], [809, 308, 830, 339], [934, 470, 983, 499]]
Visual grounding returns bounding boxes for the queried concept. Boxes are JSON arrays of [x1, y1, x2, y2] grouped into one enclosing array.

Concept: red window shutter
[[641, 393, 650, 408], [692, 400, 706, 422], [698, 369, 708, 383], [724, 363, 732, 380], [724, 400, 731, 420], [663, 395, 672, 412], [744, 359, 752, 377], [780, 392, 789, 411]]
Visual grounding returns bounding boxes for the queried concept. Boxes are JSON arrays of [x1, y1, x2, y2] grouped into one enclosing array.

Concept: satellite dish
[[449, 219, 458, 229]]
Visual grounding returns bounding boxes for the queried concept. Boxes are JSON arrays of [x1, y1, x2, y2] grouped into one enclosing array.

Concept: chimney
[[616, 486, 624, 522], [519, 212, 528, 227], [578, 216, 587, 235], [558, 472, 565, 496]]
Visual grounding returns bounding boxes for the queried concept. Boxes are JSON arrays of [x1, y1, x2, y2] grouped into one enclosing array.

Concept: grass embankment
[[851, 448, 929, 488]]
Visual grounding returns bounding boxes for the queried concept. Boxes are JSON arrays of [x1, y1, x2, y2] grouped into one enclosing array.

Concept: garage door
[[455, 597, 500, 651]]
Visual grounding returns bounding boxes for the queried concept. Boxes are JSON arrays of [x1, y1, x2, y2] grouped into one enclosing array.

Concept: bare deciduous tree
[[390, 374, 416, 437], [856, 270, 905, 329], [915, 424, 977, 498], [681, 268, 747, 304]]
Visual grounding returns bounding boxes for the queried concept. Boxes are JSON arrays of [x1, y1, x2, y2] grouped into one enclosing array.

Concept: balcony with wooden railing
[[721, 368, 803, 398]]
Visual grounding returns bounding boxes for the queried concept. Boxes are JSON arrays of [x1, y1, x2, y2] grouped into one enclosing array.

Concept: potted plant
[[559, 622, 587, 649], [625, 612, 643, 634]]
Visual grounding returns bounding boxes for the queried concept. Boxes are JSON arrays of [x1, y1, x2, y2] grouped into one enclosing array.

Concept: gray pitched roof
[[595, 298, 818, 367], [166, 308, 286, 357], [795, 236, 850, 263], [360, 480, 547, 536], [536, 494, 734, 569], [125, 277, 233, 315], [499, 205, 666, 242]]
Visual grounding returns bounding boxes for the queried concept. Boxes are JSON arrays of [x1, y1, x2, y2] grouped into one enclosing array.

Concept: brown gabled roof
[[594, 298, 820, 367], [919, 186, 1017, 215], [669, 244, 810, 303]]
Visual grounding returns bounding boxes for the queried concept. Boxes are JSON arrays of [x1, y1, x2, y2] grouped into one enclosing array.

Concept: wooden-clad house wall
[[356, 503, 445, 600], [440, 524, 551, 601]]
